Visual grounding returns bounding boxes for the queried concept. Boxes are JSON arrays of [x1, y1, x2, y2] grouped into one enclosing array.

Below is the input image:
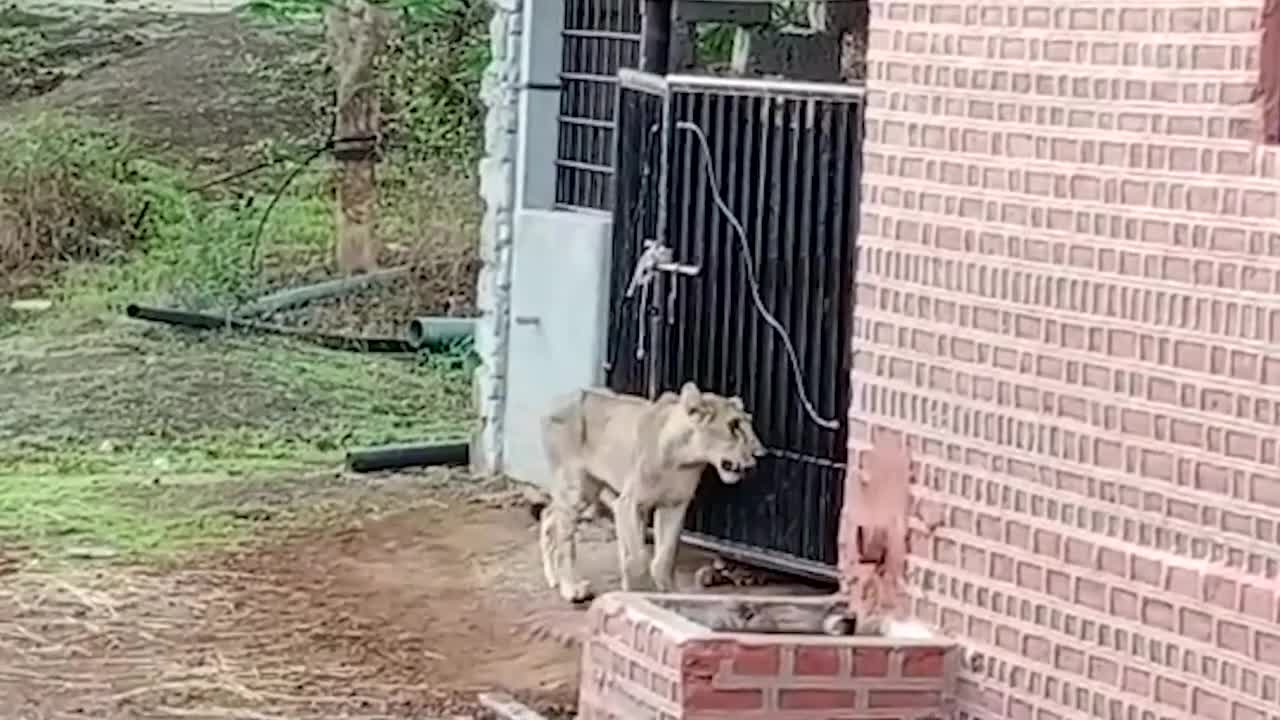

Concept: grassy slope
[[0, 5, 487, 561]]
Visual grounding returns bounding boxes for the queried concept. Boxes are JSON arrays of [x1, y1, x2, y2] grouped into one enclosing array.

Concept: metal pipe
[[235, 265, 411, 318], [125, 303, 414, 353], [345, 441, 469, 473], [405, 316, 475, 350], [664, 73, 869, 99], [641, 0, 673, 73]]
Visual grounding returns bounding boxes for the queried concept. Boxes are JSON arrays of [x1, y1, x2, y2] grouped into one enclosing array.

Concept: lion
[[534, 382, 766, 604]]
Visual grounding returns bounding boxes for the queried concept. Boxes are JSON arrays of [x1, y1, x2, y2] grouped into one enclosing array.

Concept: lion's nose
[[720, 459, 739, 472]]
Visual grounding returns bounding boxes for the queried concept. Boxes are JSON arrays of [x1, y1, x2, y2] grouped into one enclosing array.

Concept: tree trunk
[[328, 0, 387, 275]]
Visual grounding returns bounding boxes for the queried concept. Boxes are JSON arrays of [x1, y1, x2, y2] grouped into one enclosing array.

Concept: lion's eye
[[728, 419, 741, 435]]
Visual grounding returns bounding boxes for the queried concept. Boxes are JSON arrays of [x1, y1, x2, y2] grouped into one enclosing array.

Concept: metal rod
[[667, 73, 869, 99]]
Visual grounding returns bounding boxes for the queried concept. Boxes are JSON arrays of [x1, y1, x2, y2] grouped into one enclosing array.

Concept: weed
[[0, 116, 148, 284]]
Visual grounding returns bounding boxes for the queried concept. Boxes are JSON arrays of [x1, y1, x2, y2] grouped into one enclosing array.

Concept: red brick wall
[[850, 2, 1280, 719], [578, 593, 953, 719]]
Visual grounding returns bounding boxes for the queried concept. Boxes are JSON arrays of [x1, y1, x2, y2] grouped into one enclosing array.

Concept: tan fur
[[537, 382, 765, 603]]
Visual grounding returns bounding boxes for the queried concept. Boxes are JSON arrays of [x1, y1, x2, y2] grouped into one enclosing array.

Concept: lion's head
[[673, 382, 766, 484]]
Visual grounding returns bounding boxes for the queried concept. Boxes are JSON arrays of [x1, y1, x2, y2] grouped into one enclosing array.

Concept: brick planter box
[[578, 593, 955, 719]]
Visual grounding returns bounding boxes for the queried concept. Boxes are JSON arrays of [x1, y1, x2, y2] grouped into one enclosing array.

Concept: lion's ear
[[679, 382, 702, 409], [728, 396, 745, 412], [680, 382, 712, 422]]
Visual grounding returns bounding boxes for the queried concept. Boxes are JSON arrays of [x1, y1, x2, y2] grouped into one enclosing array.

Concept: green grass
[[0, 473, 263, 558], [0, 326, 476, 559], [0, 1, 489, 563], [0, 119, 479, 563], [0, 114, 339, 310]]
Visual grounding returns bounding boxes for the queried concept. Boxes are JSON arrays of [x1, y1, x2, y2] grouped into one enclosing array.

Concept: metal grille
[[555, 0, 642, 211], [607, 70, 865, 579]]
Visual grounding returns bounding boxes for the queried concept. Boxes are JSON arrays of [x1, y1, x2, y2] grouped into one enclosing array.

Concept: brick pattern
[[850, 2, 1280, 719], [577, 593, 953, 719]]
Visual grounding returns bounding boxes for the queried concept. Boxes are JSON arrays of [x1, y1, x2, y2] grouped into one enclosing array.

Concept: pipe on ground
[[405, 316, 475, 350], [345, 441, 469, 473], [125, 303, 414, 353], [235, 265, 411, 318]]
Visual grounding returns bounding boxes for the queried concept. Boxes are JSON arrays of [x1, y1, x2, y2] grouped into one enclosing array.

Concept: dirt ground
[[0, 473, 810, 719], [4, 4, 327, 156], [1, 480, 581, 719]]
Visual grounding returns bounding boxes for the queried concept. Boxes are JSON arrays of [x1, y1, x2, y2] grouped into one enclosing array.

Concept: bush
[[0, 116, 147, 280]]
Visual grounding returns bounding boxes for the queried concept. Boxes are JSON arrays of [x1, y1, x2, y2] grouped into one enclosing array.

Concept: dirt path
[[0, 499, 591, 719], [2, 4, 326, 156]]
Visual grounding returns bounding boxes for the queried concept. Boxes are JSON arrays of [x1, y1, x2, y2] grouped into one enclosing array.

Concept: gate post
[[641, 0, 674, 73]]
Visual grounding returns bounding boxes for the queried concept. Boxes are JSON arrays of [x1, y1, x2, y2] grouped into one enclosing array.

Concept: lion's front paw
[[560, 580, 594, 605], [649, 561, 676, 593]]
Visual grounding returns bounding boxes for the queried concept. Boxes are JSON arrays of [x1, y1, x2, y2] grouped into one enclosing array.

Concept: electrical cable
[[675, 119, 842, 431]]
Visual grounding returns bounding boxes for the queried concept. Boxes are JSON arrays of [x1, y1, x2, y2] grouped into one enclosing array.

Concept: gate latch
[[625, 240, 701, 299]]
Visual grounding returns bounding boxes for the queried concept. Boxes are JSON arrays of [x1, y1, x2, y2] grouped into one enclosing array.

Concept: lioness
[[537, 382, 765, 603]]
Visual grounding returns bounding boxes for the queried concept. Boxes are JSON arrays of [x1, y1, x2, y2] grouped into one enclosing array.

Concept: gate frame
[[608, 69, 865, 583]]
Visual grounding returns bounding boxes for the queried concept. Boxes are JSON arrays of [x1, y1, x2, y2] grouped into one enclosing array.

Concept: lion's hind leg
[[539, 505, 558, 590], [543, 466, 598, 604]]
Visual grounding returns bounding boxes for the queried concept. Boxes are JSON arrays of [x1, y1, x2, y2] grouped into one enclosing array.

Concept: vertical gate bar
[[646, 81, 673, 399], [688, 92, 703, 389], [794, 99, 819, 454], [717, 94, 737, 396], [773, 95, 793, 550], [746, 93, 771, 547], [748, 95, 769, 428], [696, 92, 716, 394], [756, 96, 779, 444], [775, 97, 795, 453], [606, 81, 630, 388], [828, 99, 859, 564], [704, 93, 729, 541], [669, 93, 687, 385], [792, 99, 817, 560], [784, 99, 806, 451], [811, 101, 833, 429], [727, 94, 750, 401], [809, 101, 836, 557]]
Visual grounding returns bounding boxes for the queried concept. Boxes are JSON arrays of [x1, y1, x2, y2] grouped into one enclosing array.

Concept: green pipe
[[406, 316, 475, 350]]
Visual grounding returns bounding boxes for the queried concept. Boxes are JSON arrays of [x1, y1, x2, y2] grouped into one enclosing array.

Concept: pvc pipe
[[405, 316, 475, 350], [125, 303, 414, 353], [345, 441, 469, 473], [235, 265, 411, 318]]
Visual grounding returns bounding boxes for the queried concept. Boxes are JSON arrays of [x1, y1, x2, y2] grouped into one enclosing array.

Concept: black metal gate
[[555, 0, 642, 211], [606, 70, 864, 580]]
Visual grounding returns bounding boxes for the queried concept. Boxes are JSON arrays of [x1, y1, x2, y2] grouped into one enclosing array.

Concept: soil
[[0, 489, 587, 719], [5, 6, 328, 157], [0, 471, 826, 719]]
